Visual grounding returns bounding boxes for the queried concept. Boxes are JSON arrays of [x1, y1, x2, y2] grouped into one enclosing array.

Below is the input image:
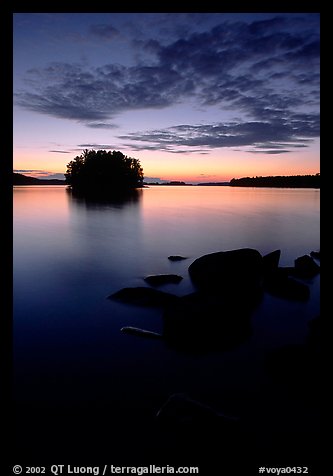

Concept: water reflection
[[13, 185, 320, 463], [66, 186, 143, 209]]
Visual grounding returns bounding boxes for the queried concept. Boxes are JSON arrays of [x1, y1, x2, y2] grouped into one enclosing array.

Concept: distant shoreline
[[13, 173, 66, 185], [13, 172, 320, 188], [229, 174, 320, 188]]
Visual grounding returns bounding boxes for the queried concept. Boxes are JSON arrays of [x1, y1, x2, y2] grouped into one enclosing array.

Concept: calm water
[[13, 185, 320, 466]]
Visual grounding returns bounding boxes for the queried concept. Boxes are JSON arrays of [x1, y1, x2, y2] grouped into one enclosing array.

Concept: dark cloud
[[49, 150, 70, 153], [77, 143, 119, 150], [118, 113, 319, 154], [248, 149, 292, 154], [15, 14, 319, 152], [85, 122, 118, 129]]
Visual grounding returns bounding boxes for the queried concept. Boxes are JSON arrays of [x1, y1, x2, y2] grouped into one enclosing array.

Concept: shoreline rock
[[188, 248, 263, 296], [108, 287, 180, 307], [144, 274, 183, 286]]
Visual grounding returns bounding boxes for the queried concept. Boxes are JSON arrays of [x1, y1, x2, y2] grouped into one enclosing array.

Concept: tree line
[[229, 174, 320, 188], [65, 149, 144, 192]]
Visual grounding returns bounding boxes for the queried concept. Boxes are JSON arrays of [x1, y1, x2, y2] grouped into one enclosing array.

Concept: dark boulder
[[188, 248, 263, 296], [162, 291, 255, 352], [108, 287, 179, 307], [310, 250, 320, 260], [294, 254, 320, 278], [264, 269, 310, 301], [263, 249, 281, 275], [144, 274, 183, 286]]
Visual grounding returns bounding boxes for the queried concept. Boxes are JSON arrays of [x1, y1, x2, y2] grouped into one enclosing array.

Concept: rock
[[294, 254, 320, 278], [310, 250, 320, 260], [162, 291, 255, 352], [144, 274, 183, 286], [156, 393, 239, 426], [263, 249, 281, 275], [168, 255, 188, 261], [264, 269, 310, 301], [120, 326, 163, 339], [108, 287, 179, 307], [274, 266, 298, 277], [188, 248, 263, 295]]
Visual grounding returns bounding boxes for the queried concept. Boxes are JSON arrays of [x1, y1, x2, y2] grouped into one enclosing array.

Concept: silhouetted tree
[[65, 149, 144, 193]]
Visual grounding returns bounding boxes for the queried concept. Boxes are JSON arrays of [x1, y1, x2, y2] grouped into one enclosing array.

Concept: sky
[[13, 12, 320, 183]]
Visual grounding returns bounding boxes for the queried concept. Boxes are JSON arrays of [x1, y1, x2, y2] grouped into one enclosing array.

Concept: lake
[[13, 185, 320, 470]]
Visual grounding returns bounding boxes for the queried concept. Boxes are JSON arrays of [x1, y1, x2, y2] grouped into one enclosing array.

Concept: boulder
[[162, 291, 255, 352], [144, 274, 183, 286], [264, 269, 310, 301], [310, 250, 320, 260], [294, 254, 320, 278], [108, 287, 179, 307], [188, 248, 263, 296], [263, 249, 281, 275]]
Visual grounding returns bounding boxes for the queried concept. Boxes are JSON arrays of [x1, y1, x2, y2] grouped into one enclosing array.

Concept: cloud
[[14, 14, 319, 151], [49, 150, 70, 153], [77, 143, 120, 150], [85, 122, 118, 129], [248, 149, 292, 154], [118, 113, 319, 153]]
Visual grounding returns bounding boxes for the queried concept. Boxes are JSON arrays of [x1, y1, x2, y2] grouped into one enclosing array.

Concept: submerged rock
[[108, 287, 179, 307], [168, 255, 188, 261], [144, 274, 183, 286], [120, 326, 163, 339], [188, 248, 263, 296], [156, 392, 239, 425]]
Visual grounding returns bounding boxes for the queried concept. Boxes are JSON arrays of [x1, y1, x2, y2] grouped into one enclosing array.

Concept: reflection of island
[[66, 186, 143, 208], [230, 174, 320, 188], [13, 173, 65, 185]]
